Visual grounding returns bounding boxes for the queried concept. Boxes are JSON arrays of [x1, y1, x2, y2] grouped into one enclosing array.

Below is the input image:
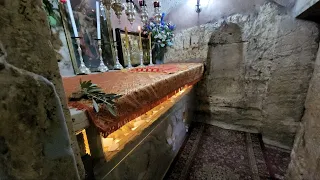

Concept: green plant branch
[[70, 80, 122, 116]]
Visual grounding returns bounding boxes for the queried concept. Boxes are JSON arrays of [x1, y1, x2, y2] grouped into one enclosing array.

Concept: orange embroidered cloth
[[128, 64, 180, 73], [63, 63, 204, 136]]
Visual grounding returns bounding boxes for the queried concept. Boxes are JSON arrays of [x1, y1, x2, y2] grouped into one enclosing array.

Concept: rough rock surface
[[293, 0, 320, 17], [0, 0, 83, 179], [286, 45, 320, 180], [165, 2, 319, 148]]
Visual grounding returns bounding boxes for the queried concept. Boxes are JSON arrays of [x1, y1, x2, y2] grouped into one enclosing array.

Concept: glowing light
[[81, 129, 91, 155], [101, 85, 194, 160]]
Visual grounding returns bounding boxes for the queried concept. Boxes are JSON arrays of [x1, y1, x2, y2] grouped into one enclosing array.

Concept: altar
[[63, 63, 204, 179]]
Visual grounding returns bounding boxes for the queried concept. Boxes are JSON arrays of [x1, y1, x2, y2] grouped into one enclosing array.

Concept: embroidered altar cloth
[[62, 63, 204, 136]]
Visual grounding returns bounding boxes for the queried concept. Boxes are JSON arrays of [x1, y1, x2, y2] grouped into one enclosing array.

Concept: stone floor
[[165, 123, 291, 180]]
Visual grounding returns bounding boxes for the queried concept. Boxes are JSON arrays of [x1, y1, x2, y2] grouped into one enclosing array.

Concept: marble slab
[[70, 108, 90, 133], [94, 88, 196, 180]]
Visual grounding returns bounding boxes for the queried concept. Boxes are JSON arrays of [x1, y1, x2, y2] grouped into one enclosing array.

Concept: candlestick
[[97, 39, 109, 72], [113, 42, 124, 70], [66, 0, 78, 37], [96, 1, 101, 39], [149, 49, 154, 66], [124, 27, 129, 49], [126, 49, 133, 69], [138, 50, 145, 67], [148, 32, 152, 50], [148, 31, 153, 66], [75, 38, 91, 74], [138, 26, 142, 51]]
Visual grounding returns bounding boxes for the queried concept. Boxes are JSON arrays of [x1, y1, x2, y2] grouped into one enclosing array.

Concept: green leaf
[[48, 16, 57, 26], [92, 99, 99, 113], [88, 88, 102, 93], [76, 80, 122, 116], [105, 102, 117, 116]]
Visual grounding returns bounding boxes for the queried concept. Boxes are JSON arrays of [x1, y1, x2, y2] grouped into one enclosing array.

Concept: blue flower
[[169, 24, 176, 31], [161, 13, 165, 24]]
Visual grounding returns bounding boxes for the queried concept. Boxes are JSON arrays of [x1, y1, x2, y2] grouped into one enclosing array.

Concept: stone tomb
[[63, 63, 204, 179]]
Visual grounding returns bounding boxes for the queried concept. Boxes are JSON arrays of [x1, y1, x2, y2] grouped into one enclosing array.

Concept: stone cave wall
[[293, 0, 320, 17], [286, 41, 320, 180], [0, 0, 83, 179], [285, 0, 320, 178], [165, 2, 319, 148]]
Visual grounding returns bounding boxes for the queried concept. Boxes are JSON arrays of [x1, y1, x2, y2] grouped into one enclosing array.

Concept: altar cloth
[[63, 63, 204, 136]]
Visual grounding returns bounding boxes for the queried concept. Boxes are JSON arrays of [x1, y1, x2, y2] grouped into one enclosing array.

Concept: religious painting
[[116, 28, 151, 67], [63, 0, 114, 73], [43, 0, 77, 76]]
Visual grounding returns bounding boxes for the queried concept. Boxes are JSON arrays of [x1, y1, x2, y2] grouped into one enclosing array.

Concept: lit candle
[[96, 1, 101, 39], [148, 32, 152, 50], [124, 27, 129, 49], [138, 26, 142, 50], [66, 0, 78, 37]]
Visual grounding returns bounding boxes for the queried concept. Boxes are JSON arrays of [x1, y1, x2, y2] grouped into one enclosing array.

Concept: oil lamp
[[139, 0, 148, 26], [125, 0, 135, 25], [153, 1, 161, 24], [111, 0, 124, 23], [103, 0, 112, 10]]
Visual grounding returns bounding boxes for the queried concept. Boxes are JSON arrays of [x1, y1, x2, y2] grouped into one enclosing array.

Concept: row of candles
[[66, 0, 157, 74]]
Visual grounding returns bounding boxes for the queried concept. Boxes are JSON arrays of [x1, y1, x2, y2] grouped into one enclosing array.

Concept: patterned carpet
[[164, 123, 291, 180]]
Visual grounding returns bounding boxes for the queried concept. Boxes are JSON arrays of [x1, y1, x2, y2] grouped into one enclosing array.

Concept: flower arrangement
[[144, 13, 176, 48]]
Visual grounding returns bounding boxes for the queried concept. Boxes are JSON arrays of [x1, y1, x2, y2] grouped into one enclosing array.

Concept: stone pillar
[[0, 0, 83, 179]]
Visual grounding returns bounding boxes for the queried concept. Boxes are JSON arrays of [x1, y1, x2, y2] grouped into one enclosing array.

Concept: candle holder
[[96, 39, 109, 72], [149, 49, 154, 66], [125, 0, 135, 25], [74, 37, 91, 74], [126, 49, 133, 69], [138, 50, 145, 67], [139, 1, 148, 26], [113, 42, 124, 70], [153, 2, 161, 24]]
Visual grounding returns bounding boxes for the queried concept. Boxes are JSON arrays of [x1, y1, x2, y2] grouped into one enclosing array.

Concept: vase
[[152, 44, 166, 64]]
